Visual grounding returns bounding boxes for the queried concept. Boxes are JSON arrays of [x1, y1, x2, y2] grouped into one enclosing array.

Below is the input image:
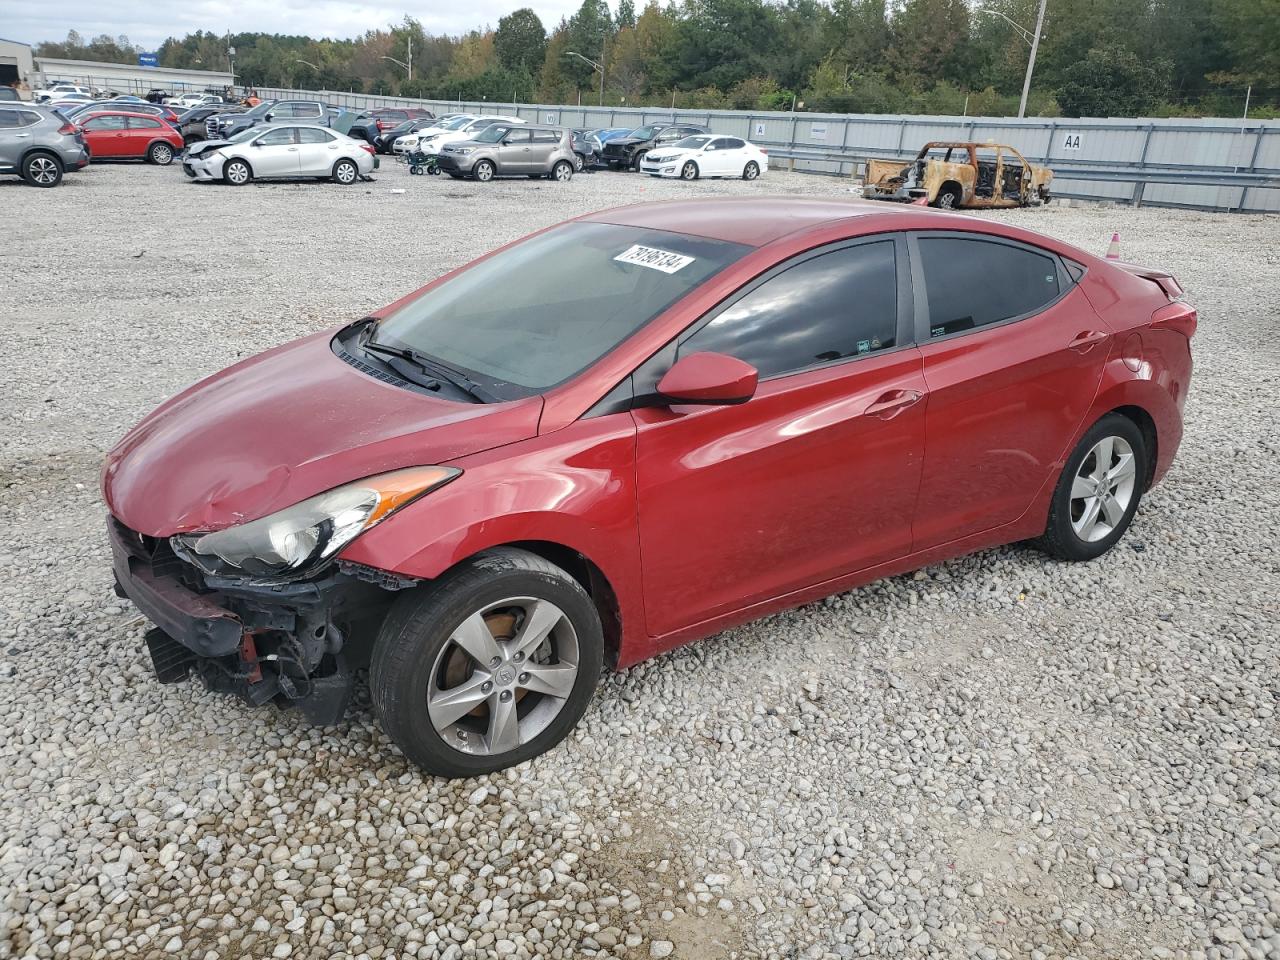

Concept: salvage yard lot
[[2, 162, 1278, 959]]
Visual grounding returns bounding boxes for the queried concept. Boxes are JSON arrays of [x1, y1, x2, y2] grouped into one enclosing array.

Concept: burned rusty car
[[863, 141, 1053, 209]]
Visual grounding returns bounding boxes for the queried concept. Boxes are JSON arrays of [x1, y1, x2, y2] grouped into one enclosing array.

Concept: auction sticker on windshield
[[614, 245, 696, 274]]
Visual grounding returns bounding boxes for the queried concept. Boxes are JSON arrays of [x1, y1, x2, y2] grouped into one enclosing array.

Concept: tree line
[[35, 0, 1280, 119]]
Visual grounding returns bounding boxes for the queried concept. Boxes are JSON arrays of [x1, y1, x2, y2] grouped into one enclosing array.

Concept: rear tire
[[370, 547, 603, 778], [147, 142, 174, 165], [1037, 413, 1147, 562], [551, 160, 573, 182], [743, 161, 760, 181], [21, 152, 62, 187], [333, 158, 359, 184]]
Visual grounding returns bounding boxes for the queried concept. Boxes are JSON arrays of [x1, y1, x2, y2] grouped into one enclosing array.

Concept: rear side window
[[681, 240, 899, 379], [531, 129, 559, 143], [128, 117, 162, 129], [0, 109, 20, 128], [918, 237, 1060, 337]]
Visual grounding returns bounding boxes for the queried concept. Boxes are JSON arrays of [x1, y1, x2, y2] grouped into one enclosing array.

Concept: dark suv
[[601, 123, 710, 171], [206, 100, 329, 140]]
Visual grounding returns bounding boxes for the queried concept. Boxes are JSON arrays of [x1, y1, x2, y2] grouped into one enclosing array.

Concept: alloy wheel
[[29, 157, 58, 185], [1070, 435, 1137, 542], [744, 162, 759, 181], [426, 597, 580, 757], [554, 162, 573, 182], [152, 144, 173, 164]]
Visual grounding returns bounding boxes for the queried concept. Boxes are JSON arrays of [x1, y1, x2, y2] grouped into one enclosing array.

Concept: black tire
[[333, 158, 359, 185], [370, 547, 604, 778], [743, 160, 760, 181], [223, 158, 252, 186], [631, 150, 647, 171], [1038, 413, 1148, 562], [573, 152, 585, 172], [551, 160, 573, 182], [933, 185, 962, 209], [147, 141, 174, 165], [680, 160, 698, 181], [473, 159, 495, 182], [21, 152, 62, 187]]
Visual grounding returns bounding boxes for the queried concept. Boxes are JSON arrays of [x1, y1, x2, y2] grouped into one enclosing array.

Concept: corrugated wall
[[256, 87, 1280, 213]]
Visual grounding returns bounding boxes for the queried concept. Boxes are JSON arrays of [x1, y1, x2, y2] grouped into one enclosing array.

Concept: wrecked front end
[[109, 515, 408, 723]]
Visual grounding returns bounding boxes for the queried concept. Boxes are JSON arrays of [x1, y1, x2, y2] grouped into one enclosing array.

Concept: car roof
[[581, 197, 910, 247]]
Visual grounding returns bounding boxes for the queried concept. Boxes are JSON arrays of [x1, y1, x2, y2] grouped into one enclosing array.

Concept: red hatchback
[[78, 110, 183, 165], [103, 199, 1195, 777]]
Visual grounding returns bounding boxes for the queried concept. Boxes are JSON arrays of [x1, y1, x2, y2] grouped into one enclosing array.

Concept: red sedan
[[78, 110, 183, 165], [103, 199, 1195, 777]]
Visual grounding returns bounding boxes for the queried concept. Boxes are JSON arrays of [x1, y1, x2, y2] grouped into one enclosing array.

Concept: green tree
[[1056, 44, 1172, 116], [495, 9, 547, 72]]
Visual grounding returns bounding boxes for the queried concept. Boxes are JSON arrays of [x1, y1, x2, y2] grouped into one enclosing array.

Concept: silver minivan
[[0, 105, 89, 187], [437, 125, 576, 182]]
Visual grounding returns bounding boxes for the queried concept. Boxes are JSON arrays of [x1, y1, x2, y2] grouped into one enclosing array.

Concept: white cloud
[[3, 0, 585, 50]]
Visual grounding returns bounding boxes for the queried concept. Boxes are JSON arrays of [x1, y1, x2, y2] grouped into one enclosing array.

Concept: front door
[[82, 115, 129, 157], [909, 232, 1111, 549], [250, 126, 301, 177], [633, 236, 926, 637], [497, 128, 532, 174]]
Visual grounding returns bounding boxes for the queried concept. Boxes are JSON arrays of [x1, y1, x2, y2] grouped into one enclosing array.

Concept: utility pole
[[599, 37, 606, 107], [408, 35, 413, 82], [1017, 0, 1047, 119]]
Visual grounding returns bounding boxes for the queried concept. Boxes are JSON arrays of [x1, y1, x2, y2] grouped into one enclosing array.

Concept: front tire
[[223, 159, 251, 186], [147, 142, 174, 165], [933, 185, 962, 209], [1038, 413, 1147, 562], [22, 152, 62, 187], [680, 160, 698, 181], [631, 150, 647, 171], [473, 159, 495, 182], [370, 548, 604, 778], [333, 158, 358, 184]]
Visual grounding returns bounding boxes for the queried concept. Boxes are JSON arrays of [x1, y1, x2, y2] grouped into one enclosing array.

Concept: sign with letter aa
[[1061, 132, 1083, 151]]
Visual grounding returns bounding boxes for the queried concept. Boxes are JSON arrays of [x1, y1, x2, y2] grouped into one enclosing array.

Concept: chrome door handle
[[1068, 330, 1107, 352], [863, 389, 923, 420]]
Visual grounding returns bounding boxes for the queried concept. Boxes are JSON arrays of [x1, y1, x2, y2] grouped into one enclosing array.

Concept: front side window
[[372, 223, 751, 397], [256, 127, 297, 146], [84, 116, 128, 131], [675, 136, 711, 150], [723, 138, 746, 149], [918, 236, 1061, 338], [681, 241, 899, 380]]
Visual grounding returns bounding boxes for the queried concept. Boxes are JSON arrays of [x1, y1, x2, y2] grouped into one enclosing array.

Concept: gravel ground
[[1, 160, 1278, 960]]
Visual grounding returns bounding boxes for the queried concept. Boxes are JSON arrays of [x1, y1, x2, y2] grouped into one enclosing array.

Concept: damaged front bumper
[[108, 516, 407, 723]]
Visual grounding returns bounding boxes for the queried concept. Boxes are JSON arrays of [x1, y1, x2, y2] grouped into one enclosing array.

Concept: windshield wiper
[[362, 338, 498, 403]]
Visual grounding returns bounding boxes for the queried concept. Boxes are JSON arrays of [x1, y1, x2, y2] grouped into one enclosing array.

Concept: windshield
[[673, 136, 711, 150], [247, 102, 273, 117], [442, 116, 472, 130], [629, 125, 657, 139], [372, 222, 750, 398], [228, 126, 260, 143]]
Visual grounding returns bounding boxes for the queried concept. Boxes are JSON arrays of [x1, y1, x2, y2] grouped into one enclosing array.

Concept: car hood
[[646, 147, 696, 159], [607, 137, 646, 148], [102, 330, 543, 537], [185, 139, 231, 157]]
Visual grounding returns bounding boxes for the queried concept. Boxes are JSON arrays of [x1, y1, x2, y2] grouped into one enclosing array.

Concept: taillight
[[1150, 300, 1197, 339], [360, 144, 375, 155], [57, 122, 76, 135]]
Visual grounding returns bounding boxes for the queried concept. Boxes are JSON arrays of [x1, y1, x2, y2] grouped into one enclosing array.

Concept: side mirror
[[657, 352, 758, 406], [263, 112, 274, 121]]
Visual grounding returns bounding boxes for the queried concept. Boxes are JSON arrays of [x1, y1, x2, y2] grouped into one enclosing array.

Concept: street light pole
[[382, 35, 412, 82], [1017, 0, 1048, 119], [565, 49, 605, 106]]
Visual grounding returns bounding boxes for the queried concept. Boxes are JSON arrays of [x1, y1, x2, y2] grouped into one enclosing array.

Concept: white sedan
[[639, 135, 769, 181], [392, 115, 475, 155], [398, 115, 526, 156], [182, 123, 376, 185]]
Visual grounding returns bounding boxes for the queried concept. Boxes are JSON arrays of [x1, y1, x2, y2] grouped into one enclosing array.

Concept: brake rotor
[[440, 610, 528, 717]]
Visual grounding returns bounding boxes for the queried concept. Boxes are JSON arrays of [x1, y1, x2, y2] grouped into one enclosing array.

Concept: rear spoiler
[[1111, 260, 1184, 301]]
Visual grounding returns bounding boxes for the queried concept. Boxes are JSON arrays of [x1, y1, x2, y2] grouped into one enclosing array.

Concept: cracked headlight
[[171, 466, 460, 583]]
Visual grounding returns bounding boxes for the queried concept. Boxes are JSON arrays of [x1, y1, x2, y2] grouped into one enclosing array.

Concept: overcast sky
[[2, 0, 587, 50]]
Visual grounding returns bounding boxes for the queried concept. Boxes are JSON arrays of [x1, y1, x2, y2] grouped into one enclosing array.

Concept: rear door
[[250, 126, 301, 177], [528, 128, 560, 172], [295, 126, 340, 174], [908, 232, 1109, 548], [633, 236, 925, 637], [81, 115, 129, 157]]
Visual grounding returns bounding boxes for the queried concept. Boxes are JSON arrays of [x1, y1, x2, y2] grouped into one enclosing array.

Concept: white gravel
[[1, 161, 1278, 960]]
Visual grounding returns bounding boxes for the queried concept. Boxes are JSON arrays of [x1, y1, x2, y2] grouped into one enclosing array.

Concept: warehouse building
[[0, 37, 35, 94], [33, 56, 236, 96]]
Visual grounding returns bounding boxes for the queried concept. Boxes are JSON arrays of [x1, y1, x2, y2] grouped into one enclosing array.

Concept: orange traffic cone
[[1105, 232, 1121, 259]]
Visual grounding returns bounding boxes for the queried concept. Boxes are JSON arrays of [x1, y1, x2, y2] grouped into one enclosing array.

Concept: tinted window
[[530, 129, 559, 143], [128, 116, 162, 129], [682, 241, 899, 379], [256, 127, 297, 146], [723, 138, 746, 149], [0, 110, 20, 129], [502, 128, 531, 143], [84, 116, 128, 131], [16, 111, 41, 127], [918, 237, 1060, 337], [297, 127, 334, 143], [375, 223, 750, 396]]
